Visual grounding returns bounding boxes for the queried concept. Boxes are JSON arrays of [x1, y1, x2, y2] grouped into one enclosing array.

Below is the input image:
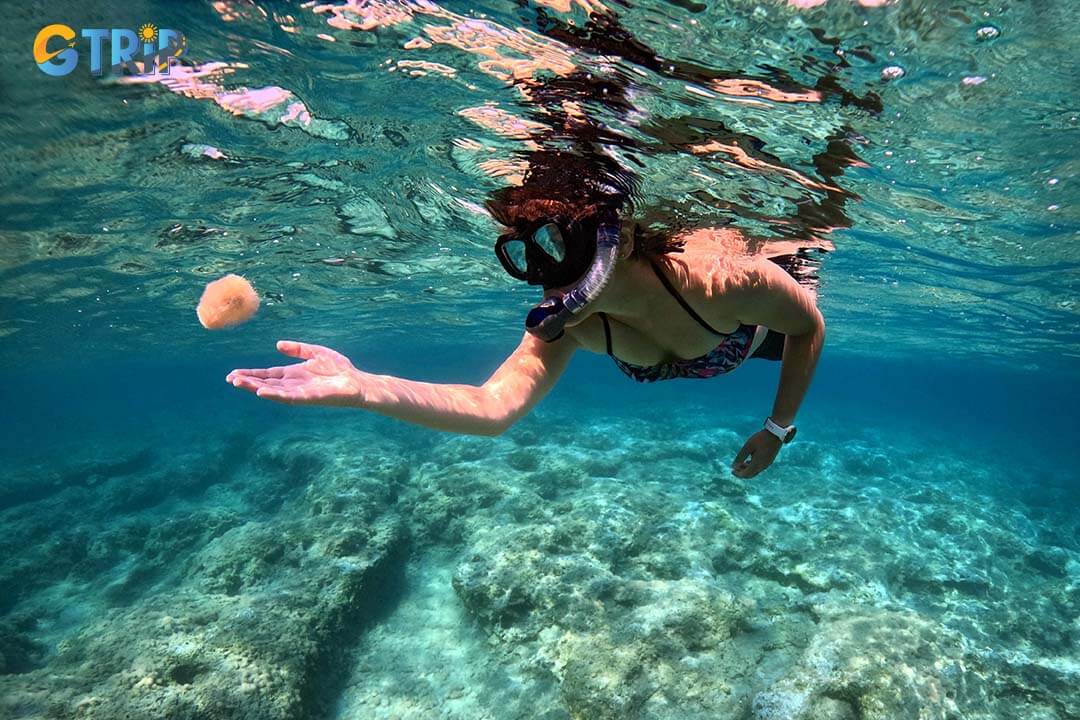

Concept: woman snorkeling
[[227, 150, 826, 479]]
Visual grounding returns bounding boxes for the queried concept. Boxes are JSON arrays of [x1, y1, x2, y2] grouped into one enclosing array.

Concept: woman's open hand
[[731, 429, 782, 478], [227, 340, 366, 407]]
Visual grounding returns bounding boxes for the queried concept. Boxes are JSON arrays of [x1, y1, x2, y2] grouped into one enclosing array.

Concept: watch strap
[[764, 417, 796, 443]]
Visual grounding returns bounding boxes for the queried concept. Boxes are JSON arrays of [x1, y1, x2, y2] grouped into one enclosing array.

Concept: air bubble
[[976, 26, 1000, 41]]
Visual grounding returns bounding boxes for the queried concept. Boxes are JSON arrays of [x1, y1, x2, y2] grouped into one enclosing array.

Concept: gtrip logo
[[34, 23, 186, 77]]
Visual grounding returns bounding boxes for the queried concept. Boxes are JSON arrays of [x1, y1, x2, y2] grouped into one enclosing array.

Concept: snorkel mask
[[495, 219, 622, 342]]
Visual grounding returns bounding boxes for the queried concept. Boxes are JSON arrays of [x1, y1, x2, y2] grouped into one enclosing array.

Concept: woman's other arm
[[730, 257, 826, 426], [723, 257, 826, 476]]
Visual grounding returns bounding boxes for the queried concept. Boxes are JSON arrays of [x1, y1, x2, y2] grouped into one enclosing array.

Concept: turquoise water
[[1, 1, 1078, 718]]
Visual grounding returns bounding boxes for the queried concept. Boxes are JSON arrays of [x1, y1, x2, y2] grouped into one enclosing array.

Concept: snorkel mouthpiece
[[525, 222, 621, 342], [525, 297, 569, 342]]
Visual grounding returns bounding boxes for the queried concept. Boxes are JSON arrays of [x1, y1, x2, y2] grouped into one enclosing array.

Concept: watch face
[[784, 427, 797, 443]]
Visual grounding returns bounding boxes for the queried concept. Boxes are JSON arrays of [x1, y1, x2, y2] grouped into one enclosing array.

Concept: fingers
[[733, 439, 779, 478], [226, 372, 292, 393], [226, 367, 285, 383], [733, 440, 753, 468], [277, 340, 322, 360], [227, 375, 308, 405], [227, 375, 264, 393], [734, 458, 764, 479], [227, 369, 284, 387], [732, 436, 769, 478], [226, 373, 305, 403]]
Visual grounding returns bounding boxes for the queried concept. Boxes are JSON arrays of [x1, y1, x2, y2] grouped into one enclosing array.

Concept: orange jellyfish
[[196, 273, 260, 329]]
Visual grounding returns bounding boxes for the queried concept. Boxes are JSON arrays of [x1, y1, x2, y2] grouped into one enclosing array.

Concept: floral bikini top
[[597, 259, 757, 383]]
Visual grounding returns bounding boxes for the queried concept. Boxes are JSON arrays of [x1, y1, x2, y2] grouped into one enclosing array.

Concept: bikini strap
[[648, 259, 724, 336], [598, 312, 614, 355]]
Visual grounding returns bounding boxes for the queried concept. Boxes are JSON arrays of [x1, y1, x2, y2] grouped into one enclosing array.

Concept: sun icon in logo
[[138, 23, 158, 44]]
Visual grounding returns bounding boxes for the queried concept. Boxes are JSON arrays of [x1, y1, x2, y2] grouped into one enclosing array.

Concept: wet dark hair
[[485, 150, 686, 261]]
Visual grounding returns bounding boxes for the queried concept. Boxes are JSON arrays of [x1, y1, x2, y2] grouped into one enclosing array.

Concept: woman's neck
[[589, 254, 655, 320]]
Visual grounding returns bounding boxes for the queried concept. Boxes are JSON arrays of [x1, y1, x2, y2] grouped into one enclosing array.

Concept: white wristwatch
[[764, 417, 797, 444]]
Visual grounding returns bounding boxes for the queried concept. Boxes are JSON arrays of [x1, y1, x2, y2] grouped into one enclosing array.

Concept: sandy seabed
[[1, 405, 1076, 720]]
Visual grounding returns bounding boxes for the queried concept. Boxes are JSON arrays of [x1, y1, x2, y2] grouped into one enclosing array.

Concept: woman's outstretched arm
[[227, 332, 577, 436]]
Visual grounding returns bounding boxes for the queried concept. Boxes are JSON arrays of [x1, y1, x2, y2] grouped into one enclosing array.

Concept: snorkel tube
[[525, 222, 621, 342]]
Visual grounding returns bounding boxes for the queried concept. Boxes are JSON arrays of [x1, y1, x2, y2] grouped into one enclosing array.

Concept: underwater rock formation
[[441, 414, 1078, 720], [751, 606, 979, 720], [0, 432, 409, 720], [1, 409, 1077, 719]]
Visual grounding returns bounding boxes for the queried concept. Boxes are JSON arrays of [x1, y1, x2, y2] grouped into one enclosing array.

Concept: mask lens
[[532, 223, 566, 262], [502, 238, 528, 274]]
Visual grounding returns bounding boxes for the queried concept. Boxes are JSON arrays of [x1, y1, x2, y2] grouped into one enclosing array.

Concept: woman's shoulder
[[672, 227, 833, 298], [659, 226, 756, 298], [672, 225, 748, 248]]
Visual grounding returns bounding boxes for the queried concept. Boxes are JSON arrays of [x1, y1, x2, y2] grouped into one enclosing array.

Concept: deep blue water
[[5, 341, 1077, 491]]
